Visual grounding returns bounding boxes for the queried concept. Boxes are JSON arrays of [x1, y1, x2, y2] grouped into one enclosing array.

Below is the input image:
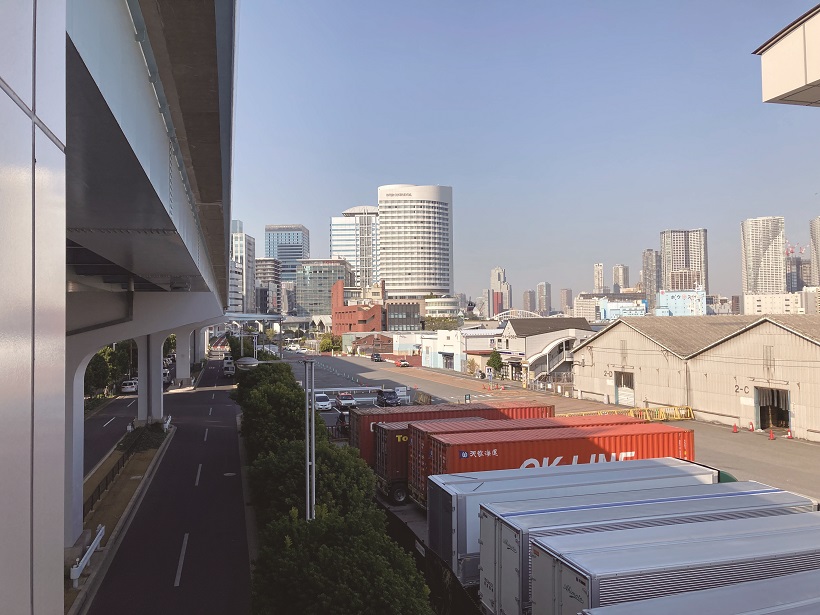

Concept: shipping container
[[580, 568, 820, 615], [409, 415, 647, 506], [349, 401, 554, 467], [374, 417, 486, 505], [430, 423, 694, 478], [426, 458, 718, 587], [530, 511, 820, 615], [478, 481, 813, 615]]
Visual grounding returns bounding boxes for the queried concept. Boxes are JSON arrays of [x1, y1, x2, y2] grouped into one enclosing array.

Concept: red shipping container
[[349, 401, 554, 467], [429, 423, 695, 477], [374, 417, 486, 505], [407, 415, 647, 504]]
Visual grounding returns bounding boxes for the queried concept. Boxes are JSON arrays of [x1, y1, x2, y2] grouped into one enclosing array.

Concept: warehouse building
[[572, 315, 820, 441]]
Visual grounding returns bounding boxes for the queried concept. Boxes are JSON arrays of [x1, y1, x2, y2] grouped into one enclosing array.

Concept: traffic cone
[[769, 429, 775, 440], [749, 422, 754, 432], [732, 424, 738, 433], [787, 429, 794, 439]]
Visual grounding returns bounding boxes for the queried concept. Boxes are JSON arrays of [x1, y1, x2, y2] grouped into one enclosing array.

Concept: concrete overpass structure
[[2, 1, 236, 611]]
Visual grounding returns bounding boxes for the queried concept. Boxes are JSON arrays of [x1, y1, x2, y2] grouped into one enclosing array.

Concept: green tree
[[466, 357, 478, 375], [252, 508, 433, 615], [423, 316, 460, 331], [487, 349, 503, 372], [250, 441, 375, 525], [84, 352, 110, 395], [163, 333, 176, 357]]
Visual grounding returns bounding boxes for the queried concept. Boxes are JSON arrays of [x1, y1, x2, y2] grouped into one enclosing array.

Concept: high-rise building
[[255, 257, 281, 313], [230, 220, 256, 312], [660, 228, 709, 293], [741, 216, 786, 295], [641, 249, 662, 309], [593, 263, 604, 293], [536, 281, 552, 315], [228, 260, 243, 312], [377, 184, 453, 299], [264, 224, 310, 284], [330, 206, 379, 289], [560, 288, 573, 314], [522, 289, 536, 312], [787, 255, 807, 292], [294, 257, 356, 317], [490, 266, 513, 311], [811, 216, 820, 286], [612, 264, 629, 293]]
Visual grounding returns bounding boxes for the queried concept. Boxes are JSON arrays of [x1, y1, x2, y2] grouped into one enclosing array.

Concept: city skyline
[[233, 1, 820, 301]]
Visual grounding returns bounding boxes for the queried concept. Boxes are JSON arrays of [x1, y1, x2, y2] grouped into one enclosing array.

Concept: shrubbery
[[235, 365, 433, 615]]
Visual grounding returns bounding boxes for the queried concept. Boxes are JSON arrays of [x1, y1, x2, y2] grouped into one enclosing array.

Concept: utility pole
[[303, 359, 316, 520]]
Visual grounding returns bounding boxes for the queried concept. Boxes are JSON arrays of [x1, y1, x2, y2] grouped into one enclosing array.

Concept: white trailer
[[478, 481, 813, 615], [579, 568, 820, 614], [529, 511, 820, 615], [426, 458, 719, 587]]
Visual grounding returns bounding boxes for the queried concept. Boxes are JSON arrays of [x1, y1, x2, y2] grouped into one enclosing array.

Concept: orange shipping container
[[429, 423, 695, 476], [407, 415, 648, 504], [349, 401, 554, 467]]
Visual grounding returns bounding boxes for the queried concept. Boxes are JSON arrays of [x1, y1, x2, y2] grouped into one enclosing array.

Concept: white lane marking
[[203, 429, 208, 442], [127, 400, 135, 408], [208, 408, 212, 416], [212, 393, 215, 399], [103, 417, 116, 427], [174, 533, 189, 587], [195, 464, 202, 487]]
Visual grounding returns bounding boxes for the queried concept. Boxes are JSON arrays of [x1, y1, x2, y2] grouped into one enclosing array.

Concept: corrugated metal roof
[[580, 315, 820, 358], [506, 317, 592, 337]]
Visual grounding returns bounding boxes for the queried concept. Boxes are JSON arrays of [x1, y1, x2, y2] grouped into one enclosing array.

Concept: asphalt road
[[84, 364, 176, 476], [87, 361, 250, 615]]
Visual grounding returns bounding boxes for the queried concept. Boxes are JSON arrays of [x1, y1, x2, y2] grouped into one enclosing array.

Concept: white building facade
[[330, 206, 379, 289], [264, 224, 310, 284], [743, 290, 819, 315], [741, 216, 786, 295], [230, 220, 256, 312], [660, 228, 709, 293], [377, 184, 453, 299]]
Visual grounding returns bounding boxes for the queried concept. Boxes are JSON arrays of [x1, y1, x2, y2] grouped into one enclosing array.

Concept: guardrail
[[70, 524, 105, 588], [83, 429, 146, 518]]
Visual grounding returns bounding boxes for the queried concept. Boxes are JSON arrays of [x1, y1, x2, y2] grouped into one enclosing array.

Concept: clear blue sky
[[232, 0, 820, 303]]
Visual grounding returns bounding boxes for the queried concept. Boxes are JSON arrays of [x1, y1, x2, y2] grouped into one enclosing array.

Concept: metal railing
[[70, 524, 105, 588], [83, 429, 146, 518], [548, 350, 573, 372]]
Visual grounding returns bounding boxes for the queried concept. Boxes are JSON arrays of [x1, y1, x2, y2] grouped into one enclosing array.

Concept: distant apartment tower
[[377, 184, 453, 299], [264, 224, 310, 284], [641, 249, 662, 309], [490, 266, 513, 311], [593, 263, 604, 293], [230, 220, 256, 312], [536, 281, 551, 315], [660, 228, 709, 293], [228, 260, 243, 312], [294, 257, 355, 317], [255, 257, 281, 313], [522, 289, 536, 312], [560, 288, 573, 314], [786, 255, 807, 292], [741, 216, 786, 295], [612, 264, 629, 292], [330, 206, 379, 289], [811, 216, 820, 286]]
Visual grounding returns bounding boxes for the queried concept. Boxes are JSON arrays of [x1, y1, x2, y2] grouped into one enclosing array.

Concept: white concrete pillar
[[64, 345, 95, 546], [174, 328, 193, 384], [148, 332, 166, 420], [134, 336, 149, 421], [195, 326, 209, 362]]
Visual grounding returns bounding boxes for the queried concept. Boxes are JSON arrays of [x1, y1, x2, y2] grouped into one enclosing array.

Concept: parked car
[[120, 380, 138, 394], [286, 344, 300, 352], [313, 393, 333, 411], [335, 392, 357, 410], [376, 389, 401, 407], [395, 359, 411, 367], [162, 368, 172, 384], [371, 353, 384, 362]]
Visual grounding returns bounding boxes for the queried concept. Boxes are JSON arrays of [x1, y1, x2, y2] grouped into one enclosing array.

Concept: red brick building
[[331, 280, 385, 336]]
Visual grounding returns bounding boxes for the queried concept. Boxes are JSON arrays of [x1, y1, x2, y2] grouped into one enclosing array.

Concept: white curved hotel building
[[377, 184, 453, 299]]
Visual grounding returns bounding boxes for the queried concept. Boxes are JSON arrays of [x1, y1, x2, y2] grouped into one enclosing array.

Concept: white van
[[223, 363, 235, 378]]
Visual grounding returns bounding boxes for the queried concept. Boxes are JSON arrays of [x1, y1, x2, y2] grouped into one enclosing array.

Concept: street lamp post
[[303, 359, 316, 521]]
